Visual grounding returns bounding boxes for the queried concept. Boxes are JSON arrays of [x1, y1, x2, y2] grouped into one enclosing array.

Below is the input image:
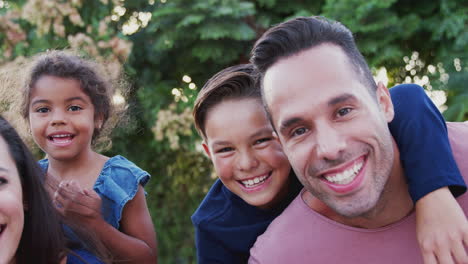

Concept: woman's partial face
[[0, 136, 24, 264]]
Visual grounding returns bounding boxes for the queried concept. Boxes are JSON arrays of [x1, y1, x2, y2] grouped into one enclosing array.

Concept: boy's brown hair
[[193, 64, 261, 140]]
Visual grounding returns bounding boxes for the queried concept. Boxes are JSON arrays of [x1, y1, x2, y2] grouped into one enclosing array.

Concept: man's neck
[[305, 141, 414, 229]]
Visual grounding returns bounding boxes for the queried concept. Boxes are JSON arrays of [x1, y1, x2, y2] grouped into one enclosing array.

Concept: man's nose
[[314, 125, 346, 161]]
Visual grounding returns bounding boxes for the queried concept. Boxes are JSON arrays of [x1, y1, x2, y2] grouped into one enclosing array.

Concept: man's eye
[[291, 127, 308, 137], [68, 105, 82, 111], [337, 107, 352, 117], [36, 107, 49, 113]]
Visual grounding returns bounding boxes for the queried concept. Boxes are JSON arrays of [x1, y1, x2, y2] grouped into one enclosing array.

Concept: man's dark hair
[[251, 16, 377, 93]]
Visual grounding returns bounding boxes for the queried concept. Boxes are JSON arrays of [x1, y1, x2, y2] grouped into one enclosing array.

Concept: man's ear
[[202, 141, 212, 159], [376, 82, 394, 123]]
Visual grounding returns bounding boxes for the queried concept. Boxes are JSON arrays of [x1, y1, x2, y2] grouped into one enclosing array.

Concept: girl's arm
[[93, 186, 157, 264], [389, 83, 468, 263], [55, 183, 157, 264]]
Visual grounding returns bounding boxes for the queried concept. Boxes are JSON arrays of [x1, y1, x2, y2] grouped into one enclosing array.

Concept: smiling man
[[248, 16, 468, 263]]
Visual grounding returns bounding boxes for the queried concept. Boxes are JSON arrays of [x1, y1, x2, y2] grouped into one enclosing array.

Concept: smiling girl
[[15, 51, 157, 264]]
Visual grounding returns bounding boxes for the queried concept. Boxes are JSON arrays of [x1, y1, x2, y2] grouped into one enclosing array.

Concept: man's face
[[262, 44, 396, 217]]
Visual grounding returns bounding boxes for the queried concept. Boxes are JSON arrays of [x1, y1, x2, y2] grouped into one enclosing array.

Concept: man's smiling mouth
[[323, 161, 364, 185]]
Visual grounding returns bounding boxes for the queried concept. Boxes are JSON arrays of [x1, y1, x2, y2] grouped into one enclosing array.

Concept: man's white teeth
[[324, 161, 363, 185], [242, 174, 269, 187]]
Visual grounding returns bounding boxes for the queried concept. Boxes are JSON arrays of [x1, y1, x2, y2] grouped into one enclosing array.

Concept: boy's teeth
[[324, 161, 363, 185], [242, 174, 269, 188]]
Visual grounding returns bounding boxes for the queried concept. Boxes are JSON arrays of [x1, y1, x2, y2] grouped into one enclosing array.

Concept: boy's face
[[203, 98, 291, 209]]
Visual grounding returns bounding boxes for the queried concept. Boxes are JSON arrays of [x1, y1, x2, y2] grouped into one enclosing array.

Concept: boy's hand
[[53, 180, 103, 227], [416, 187, 468, 264]]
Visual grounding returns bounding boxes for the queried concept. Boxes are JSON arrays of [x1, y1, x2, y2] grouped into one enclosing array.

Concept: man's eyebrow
[[278, 94, 356, 135], [328, 93, 356, 106], [279, 117, 303, 136], [0, 167, 9, 173]]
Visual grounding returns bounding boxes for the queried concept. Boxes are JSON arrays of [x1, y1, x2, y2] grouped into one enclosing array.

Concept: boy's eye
[[68, 105, 83, 111], [36, 107, 50, 113], [291, 127, 308, 138], [254, 137, 272, 145], [337, 107, 352, 117], [216, 147, 234, 153]]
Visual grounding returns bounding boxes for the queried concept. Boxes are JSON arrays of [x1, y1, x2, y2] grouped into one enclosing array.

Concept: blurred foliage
[[0, 0, 466, 263]]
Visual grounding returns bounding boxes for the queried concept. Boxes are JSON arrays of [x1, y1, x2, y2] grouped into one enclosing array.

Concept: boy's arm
[[389, 84, 468, 263]]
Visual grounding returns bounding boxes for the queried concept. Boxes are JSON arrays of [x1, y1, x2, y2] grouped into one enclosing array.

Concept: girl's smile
[[28, 75, 100, 161], [47, 131, 75, 147]]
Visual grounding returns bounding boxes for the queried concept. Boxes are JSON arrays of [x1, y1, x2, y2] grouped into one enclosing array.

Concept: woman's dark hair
[[0, 115, 66, 264], [251, 16, 377, 94], [193, 64, 261, 139]]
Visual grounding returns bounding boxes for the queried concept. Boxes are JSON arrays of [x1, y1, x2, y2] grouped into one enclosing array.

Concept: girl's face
[[203, 98, 291, 209], [28, 75, 101, 161], [0, 136, 24, 264]]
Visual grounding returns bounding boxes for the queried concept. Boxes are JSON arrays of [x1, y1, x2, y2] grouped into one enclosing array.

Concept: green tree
[[1, 0, 466, 263]]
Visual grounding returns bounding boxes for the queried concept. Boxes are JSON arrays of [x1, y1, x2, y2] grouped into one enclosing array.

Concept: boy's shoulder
[[191, 179, 235, 226], [192, 179, 267, 226]]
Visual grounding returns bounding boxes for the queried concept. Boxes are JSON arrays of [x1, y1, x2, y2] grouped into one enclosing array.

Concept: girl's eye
[[68, 105, 83, 112], [36, 107, 50, 113], [337, 107, 352, 117], [216, 147, 234, 153], [291, 127, 308, 138], [254, 137, 271, 145]]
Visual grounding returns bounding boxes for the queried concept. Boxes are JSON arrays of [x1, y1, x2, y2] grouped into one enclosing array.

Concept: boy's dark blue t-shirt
[[191, 84, 466, 263], [192, 176, 303, 264]]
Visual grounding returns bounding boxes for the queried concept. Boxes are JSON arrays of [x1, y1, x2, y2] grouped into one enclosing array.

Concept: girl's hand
[[53, 180, 103, 226], [416, 187, 468, 264]]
